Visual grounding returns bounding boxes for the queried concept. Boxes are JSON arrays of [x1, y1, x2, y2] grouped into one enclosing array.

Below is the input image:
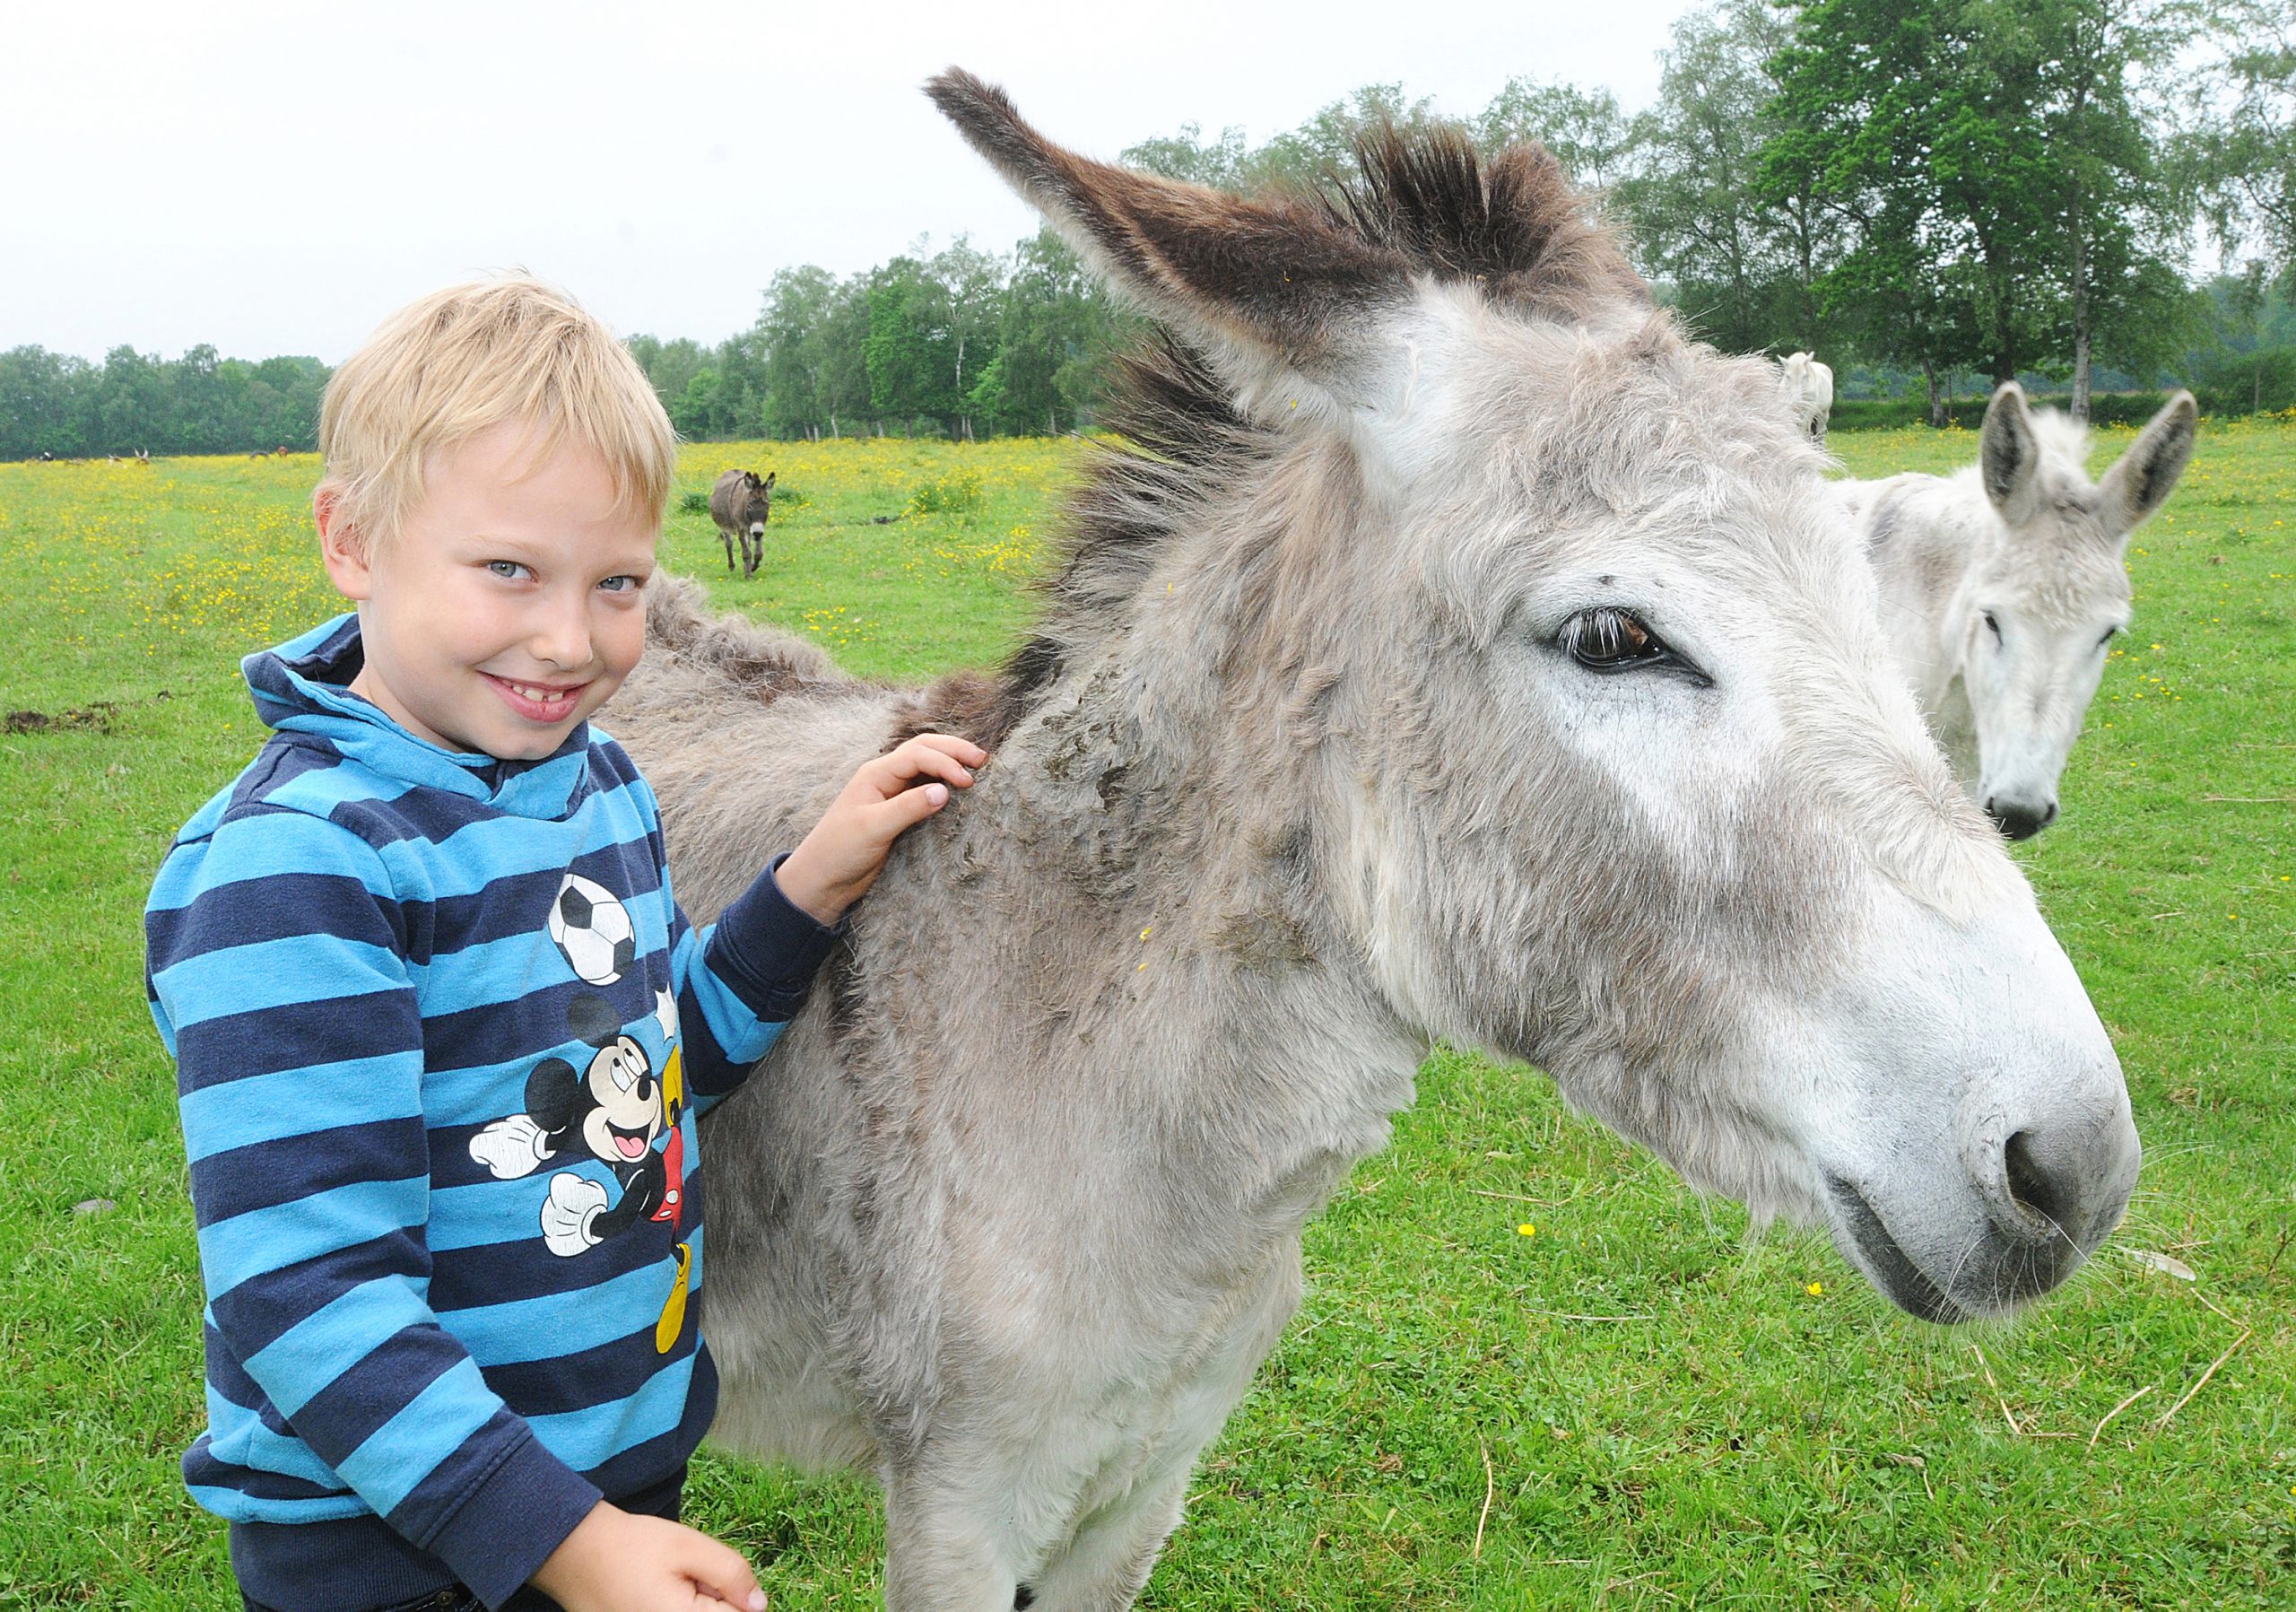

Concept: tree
[[1766, 0, 2193, 417], [975, 229, 1131, 434], [0, 346, 90, 458], [1475, 76, 1635, 190], [2179, 265, 2296, 412], [625, 336, 711, 417], [757, 266, 839, 438], [2018, 0, 2194, 416], [2183, 0, 2296, 289], [864, 256, 957, 433], [812, 278, 874, 438], [668, 367, 722, 440], [930, 237, 1008, 440], [1623, 0, 1830, 354], [1767, 0, 2064, 411]]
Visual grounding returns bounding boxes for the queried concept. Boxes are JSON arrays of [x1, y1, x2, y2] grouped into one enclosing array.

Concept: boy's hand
[[775, 734, 986, 927], [531, 1502, 766, 1611]]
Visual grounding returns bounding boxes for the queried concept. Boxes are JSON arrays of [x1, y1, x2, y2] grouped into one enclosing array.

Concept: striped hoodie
[[146, 614, 836, 1610]]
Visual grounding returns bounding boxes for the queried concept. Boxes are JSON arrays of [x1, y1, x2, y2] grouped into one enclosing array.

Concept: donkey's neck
[[929, 603, 1428, 1216]]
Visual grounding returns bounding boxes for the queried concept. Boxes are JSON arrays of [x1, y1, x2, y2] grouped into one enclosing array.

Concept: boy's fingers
[[862, 745, 974, 797], [909, 731, 988, 767], [878, 734, 987, 776]]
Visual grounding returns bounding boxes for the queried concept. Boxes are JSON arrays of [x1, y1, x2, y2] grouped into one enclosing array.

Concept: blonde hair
[[318, 274, 675, 553]]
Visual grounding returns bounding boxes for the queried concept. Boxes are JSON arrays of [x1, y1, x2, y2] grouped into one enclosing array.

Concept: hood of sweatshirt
[[244, 614, 597, 820]]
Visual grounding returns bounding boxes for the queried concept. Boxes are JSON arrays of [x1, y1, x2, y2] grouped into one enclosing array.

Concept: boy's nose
[[531, 599, 594, 668]]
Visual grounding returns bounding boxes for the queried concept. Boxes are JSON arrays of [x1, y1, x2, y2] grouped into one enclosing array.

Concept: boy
[[145, 277, 985, 1612]]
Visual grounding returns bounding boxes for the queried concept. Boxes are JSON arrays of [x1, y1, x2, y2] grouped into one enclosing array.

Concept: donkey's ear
[[926, 68, 1412, 420], [2097, 391, 2197, 538], [1979, 383, 2042, 527]]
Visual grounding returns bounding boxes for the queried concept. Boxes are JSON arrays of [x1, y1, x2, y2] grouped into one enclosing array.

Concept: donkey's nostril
[[2002, 1129, 2076, 1232], [1987, 799, 2048, 840]]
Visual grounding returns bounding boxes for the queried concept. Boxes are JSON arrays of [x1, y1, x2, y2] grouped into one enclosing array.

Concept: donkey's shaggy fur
[[606, 72, 2138, 1611]]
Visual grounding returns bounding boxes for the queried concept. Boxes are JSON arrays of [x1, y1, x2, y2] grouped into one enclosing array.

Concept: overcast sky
[[4, 0, 1698, 363]]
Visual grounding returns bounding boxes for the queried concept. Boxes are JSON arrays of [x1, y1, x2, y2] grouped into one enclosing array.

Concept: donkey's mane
[[2027, 408, 2094, 482], [1317, 122, 1647, 321]]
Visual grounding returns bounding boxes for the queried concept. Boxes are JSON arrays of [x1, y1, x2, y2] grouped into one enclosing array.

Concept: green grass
[[1, 422, 2290, 1609]]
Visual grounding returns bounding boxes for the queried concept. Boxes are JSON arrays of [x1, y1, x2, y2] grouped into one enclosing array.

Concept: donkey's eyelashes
[[1571, 606, 1649, 661], [1558, 607, 1710, 685]]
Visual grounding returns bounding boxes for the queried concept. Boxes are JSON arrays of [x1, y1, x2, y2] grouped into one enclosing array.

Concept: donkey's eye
[[1983, 611, 2003, 640], [2096, 624, 2122, 649], [1559, 607, 1703, 684]]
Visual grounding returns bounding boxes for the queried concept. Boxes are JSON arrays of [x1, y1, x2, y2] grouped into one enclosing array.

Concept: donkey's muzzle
[[1829, 1087, 2138, 1323]]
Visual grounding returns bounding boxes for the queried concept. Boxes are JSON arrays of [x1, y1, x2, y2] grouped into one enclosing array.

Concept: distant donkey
[[606, 72, 2139, 1611], [710, 467, 776, 579], [1839, 382, 2196, 838], [1781, 350, 1833, 443]]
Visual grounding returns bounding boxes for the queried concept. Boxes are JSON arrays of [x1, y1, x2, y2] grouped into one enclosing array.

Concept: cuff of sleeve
[[423, 1432, 601, 1610], [702, 850, 843, 1024]]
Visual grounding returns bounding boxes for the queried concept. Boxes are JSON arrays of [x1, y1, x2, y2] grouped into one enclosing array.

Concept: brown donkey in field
[[710, 467, 776, 579], [606, 70, 2138, 1612]]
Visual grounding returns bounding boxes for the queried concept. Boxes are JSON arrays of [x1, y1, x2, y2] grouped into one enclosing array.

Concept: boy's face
[[319, 421, 657, 762]]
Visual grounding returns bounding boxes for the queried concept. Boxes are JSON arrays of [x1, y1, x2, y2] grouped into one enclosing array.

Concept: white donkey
[[1839, 382, 2197, 837], [608, 74, 2141, 1612], [1781, 350, 1833, 442]]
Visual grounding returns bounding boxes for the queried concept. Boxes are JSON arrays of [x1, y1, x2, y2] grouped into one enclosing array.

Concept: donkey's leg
[[1024, 1467, 1191, 1612], [721, 528, 735, 572], [744, 530, 761, 580], [881, 1472, 1034, 1612]]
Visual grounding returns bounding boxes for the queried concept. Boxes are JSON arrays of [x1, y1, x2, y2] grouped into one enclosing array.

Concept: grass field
[[1, 420, 2290, 1610]]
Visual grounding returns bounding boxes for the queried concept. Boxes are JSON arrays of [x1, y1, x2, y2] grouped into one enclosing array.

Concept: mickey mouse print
[[468, 872, 694, 1352]]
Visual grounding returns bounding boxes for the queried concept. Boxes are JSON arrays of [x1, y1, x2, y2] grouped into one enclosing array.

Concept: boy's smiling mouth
[[483, 673, 591, 722]]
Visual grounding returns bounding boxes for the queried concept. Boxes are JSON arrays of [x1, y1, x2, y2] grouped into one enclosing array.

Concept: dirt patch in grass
[[4, 701, 119, 735], [3, 689, 173, 735]]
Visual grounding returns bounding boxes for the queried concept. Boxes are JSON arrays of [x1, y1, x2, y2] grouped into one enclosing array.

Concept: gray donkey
[[1838, 382, 2196, 837], [605, 71, 2140, 1612], [711, 467, 776, 579]]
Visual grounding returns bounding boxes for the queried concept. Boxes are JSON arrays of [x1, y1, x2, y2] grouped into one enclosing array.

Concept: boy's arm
[[652, 734, 984, 1107], [151, 809, 598, 1608], [668, 852, 840, 1107]]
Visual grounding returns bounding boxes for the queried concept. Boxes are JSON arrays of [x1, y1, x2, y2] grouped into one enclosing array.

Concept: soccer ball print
[[547, 872, 638, 985]]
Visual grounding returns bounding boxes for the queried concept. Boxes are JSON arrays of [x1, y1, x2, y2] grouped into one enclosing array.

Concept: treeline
[[6, 0, 2292, 457], [625, 230, 1131, 444], [0, 346, 327, 460]]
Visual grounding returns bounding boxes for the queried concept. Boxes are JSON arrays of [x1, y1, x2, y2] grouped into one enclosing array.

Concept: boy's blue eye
[[487, 560, 531, 580], [599, 575, 645, 594]]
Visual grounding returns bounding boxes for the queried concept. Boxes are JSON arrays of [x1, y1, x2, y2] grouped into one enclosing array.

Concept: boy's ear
[[314, 486, 374, 601]]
